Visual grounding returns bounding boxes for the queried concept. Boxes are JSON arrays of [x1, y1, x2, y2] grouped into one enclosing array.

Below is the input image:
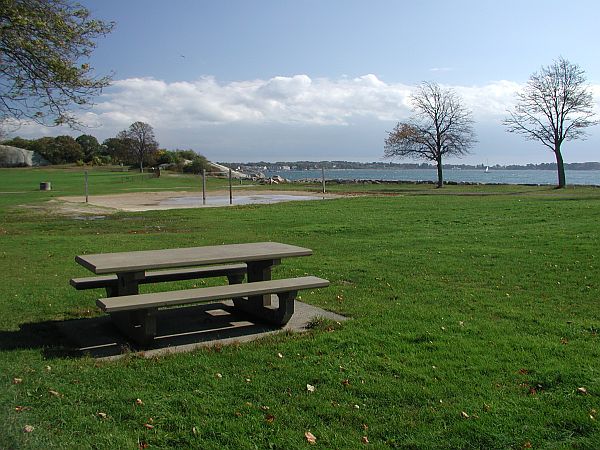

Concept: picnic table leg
[[109, 271, 157, 345], [245, 259, 280, 307], [233, 259, 296, 325]]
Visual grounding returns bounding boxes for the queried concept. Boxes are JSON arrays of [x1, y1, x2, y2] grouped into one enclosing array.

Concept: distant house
[[0, 145, 49, 167]]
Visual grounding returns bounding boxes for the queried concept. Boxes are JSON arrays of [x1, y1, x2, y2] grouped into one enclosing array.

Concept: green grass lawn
[[1, 167, 599, 449]]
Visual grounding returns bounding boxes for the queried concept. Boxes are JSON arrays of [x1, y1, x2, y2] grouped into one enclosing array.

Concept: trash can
[[40, 182, 51, 191]]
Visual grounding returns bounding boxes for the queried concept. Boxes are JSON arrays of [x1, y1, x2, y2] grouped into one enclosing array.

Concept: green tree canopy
[[75, 134, 100, 162], [0, 0, 114, 127]]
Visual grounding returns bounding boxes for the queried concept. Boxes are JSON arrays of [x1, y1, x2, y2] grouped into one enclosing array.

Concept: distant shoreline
[[223, 161, 600, 172]]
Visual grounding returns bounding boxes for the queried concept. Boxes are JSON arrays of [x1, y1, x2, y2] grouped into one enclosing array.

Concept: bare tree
[[504, 57, 597, 188], [384, 82, 476, 187], [117, 122, 158, 172]]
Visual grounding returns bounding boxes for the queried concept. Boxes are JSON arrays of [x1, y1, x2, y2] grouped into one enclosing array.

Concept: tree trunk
[[554, 145, 566, 188], [436, 158, 443, 188], [139, 159, 143, 173]]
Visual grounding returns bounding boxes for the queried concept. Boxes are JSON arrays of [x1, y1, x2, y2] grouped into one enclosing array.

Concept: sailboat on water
[[484, 166, 489, 173]]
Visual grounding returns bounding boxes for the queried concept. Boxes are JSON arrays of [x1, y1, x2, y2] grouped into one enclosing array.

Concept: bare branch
[[384, 81, 476, 187], [503, 57, 598, 187]]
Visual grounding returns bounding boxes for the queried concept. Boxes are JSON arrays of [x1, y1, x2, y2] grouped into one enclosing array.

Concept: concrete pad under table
[[54, 298, 347, 360]]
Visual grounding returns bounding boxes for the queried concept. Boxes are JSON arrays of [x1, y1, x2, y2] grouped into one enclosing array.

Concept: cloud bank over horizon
[[9, 74, 600, 164]]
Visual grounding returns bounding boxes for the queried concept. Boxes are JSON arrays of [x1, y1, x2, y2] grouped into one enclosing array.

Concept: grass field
[[1, 167, 599, 449]]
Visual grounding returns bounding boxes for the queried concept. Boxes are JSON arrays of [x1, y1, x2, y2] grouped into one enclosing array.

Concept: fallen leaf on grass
[[192, 426, 198, 435], [215, 373, 222, 379], [518, 368, 529, 375], [277, 352, 283, 358], [97, 412, 107, 419], [577, 387, 588, 395], [49, 390, 61, 397], [12, 377, 23, 384], [265, 413, 275, 423], [361, 436, 369, 444], [305, 431, 317, 444], [461, 411, 470, 419], [306, 384, 315, 393], [523, 441, 532, 449], [135, 398, 144, 406], [143, 423, 154, 429], [138, 441, 149, 449], [23, 425, 34, 433], [260, 405, 270, 411], [362, 423, 369, 430], [342, 379, 350, 387], [15, 406, 31, 412]]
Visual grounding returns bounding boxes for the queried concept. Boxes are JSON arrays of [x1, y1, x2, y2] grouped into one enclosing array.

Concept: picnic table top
[[75, 242, 313, 274]]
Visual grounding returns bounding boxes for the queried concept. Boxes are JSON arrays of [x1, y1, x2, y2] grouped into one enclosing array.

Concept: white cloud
[[9, 74, 600, 163]]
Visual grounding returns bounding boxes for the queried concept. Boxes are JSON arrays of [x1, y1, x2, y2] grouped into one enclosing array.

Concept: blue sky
[[15, 0, 600, 164]]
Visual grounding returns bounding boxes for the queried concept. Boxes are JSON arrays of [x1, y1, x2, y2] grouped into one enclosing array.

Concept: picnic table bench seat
[[97, 276, 330, 345], [70, 263, 247, 296]]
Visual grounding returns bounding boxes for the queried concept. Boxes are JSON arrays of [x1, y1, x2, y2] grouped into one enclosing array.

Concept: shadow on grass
[[0, 302, 277, 360]]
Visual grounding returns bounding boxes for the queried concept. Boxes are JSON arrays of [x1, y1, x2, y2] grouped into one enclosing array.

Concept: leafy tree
[[0, 0, 113, 127], [28, 135, 83, 164], [504, 57, 597, 188], [102, 137, 131, 164], [75, 134, 100, 162], [1, 136, 32, 149], [117, 121, 159, 172], [175, 149, 198, 161], [183, 155, 211, 174], [384, 82, 476, 187]]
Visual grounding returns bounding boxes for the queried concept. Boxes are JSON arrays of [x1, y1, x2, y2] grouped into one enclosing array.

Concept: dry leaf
[[305, 431, 317, 444], [23, 425, 34, 433], [192, 426, 198, 435], [342, 379, 350, 386], [461, 411, 470, 419], [362, 423, 369, 431], [260, 405, 270, 411], [215, 373, 222, 379], [49, 390, 61, 397], [577, 387, 588, 395], [277, 352, 283, 358], [518, 368, 529, 375], [136, 398, 144, 406], [143, 423, 154, 429], [265, 413, 275, 423], [13, 377, 23, 384], [306, 384, 315, 393], [361, 436, 369, 444], [97, 412, 107, 419], [15, 406, 31, 412], [139, 441, 149, 449], [354, 404, 360, 409], [523, 442, 532, 449], [45, 366, 51, 372], [245, 378, 251, 383]]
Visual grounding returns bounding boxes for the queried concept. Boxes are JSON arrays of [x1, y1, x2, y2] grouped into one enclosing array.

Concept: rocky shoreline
[[295, 178, 600, 187]]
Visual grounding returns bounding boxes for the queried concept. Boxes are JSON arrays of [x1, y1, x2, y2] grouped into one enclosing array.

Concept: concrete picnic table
[[73, 242, 327, 344]]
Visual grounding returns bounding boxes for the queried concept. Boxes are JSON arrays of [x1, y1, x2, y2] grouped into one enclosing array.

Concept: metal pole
[[321, 166, 326, 194], [84, 170, 89, 203], [202, 169, 206, 206], [229, 168, 233, 205]]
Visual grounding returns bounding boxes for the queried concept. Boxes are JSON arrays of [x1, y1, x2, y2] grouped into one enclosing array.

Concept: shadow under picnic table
[[0, 300, 347, 360]]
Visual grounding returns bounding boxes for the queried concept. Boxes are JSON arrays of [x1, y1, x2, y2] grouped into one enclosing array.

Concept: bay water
[[266, 169, 600, 186]]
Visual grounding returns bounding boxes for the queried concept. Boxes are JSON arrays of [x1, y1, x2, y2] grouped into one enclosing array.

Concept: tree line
[[1, 120, 211, 173]]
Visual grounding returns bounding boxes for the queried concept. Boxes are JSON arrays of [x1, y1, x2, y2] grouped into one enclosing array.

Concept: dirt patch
[[56, 190, 340, 212]]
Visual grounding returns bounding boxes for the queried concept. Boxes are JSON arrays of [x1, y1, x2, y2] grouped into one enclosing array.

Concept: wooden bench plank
[[97, 276, 329, 312], [70, 263, 247, 291]]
